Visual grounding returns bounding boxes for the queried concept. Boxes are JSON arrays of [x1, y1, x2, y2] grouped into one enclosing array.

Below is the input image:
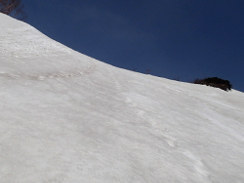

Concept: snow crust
[[0, 13, 244, 183]]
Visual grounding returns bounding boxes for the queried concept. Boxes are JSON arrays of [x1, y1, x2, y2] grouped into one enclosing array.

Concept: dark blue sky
[[21, 0, 244, 91]]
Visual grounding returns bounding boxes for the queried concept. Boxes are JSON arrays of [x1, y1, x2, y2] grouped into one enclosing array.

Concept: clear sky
[[21, 0, 244, 91]]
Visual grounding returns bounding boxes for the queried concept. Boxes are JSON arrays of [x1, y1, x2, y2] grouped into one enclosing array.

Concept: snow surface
[[0, 13, 244, 183]]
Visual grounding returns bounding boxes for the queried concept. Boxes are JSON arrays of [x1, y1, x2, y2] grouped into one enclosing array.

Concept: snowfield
[[0, 13, 244, 183]]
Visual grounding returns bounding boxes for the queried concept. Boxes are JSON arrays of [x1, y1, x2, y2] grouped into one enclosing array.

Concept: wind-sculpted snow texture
[[0, 13, 244, 183]]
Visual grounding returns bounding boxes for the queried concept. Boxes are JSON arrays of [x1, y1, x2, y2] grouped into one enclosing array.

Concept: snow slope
[[0, 13, 244, 183]]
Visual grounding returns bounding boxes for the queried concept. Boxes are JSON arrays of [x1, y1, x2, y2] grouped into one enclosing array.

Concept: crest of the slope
[[0, 13, 73, 58]]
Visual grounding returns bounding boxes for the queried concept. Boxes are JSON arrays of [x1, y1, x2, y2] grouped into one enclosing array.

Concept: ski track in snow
[[0, 63, 96, 81]]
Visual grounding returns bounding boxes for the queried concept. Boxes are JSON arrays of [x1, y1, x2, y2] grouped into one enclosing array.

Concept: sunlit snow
[[0, 13, 244, 183]]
